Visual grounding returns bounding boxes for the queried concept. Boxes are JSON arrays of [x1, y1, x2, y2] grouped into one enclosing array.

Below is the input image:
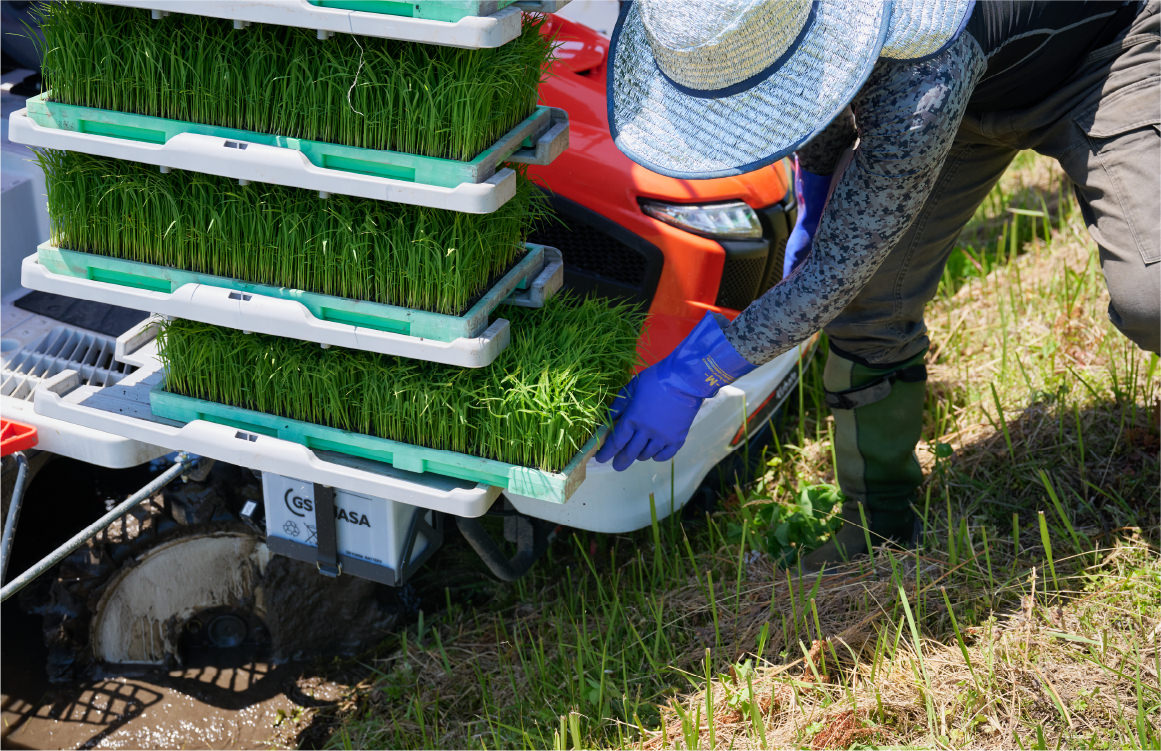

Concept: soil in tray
[[39, 2, 552, 161], [40, 151, 546, 317], [157, 295, 644, 472]]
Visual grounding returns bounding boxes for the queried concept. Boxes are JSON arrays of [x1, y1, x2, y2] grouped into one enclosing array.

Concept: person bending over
[[595, 0, 1159, 566]]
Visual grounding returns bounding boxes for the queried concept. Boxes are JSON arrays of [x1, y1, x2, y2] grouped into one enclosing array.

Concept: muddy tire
[[36, 461, 410, 681]]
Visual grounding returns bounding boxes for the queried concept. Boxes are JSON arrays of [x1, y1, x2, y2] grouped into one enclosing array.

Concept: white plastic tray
[[8, 109, 515, 213], [79, 0, 536, 48], [21, 247, 563, 367], [34, 355, 501, 518], [1, 297, 169, 468], [1, 392, 166, 468]]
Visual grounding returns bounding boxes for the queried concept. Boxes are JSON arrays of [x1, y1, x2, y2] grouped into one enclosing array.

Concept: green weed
[[730, 479, 843, 564]]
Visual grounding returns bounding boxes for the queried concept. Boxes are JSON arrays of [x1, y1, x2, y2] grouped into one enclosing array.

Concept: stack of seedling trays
[[19, 1, 644, 523]]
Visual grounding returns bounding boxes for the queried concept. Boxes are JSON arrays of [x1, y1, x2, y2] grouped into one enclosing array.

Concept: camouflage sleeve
[[724, 34, 987, 364], [797, 106, 856, 175]]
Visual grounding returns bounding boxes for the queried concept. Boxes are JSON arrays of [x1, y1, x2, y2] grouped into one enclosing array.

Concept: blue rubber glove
[[782, 160, 833, 278], [594, 312, 757, 472]]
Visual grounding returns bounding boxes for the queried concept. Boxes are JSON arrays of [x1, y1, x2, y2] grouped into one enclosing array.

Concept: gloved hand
[[782, 160, 833, 278], [594, 312, 756, 471]]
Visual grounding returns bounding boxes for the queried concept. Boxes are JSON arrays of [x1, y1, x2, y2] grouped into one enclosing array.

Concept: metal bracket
[[395, 511, 443, 585], [239, 499, 264, 536]]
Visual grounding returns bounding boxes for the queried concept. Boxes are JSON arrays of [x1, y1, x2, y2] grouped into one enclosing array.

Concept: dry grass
[[643, 538, 1159, 750]]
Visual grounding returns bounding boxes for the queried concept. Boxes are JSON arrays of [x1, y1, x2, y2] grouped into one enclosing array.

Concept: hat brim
[[609, 0, 892, 180]]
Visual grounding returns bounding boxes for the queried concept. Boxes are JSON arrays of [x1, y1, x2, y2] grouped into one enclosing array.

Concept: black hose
[[454, 513, 553, 582]]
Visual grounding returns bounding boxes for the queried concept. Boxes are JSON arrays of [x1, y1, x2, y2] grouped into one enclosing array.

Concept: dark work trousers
[[825, 0, 1160, 365]]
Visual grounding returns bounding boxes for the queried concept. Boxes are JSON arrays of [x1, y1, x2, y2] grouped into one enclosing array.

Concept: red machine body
[[529, 14, 796, 366]]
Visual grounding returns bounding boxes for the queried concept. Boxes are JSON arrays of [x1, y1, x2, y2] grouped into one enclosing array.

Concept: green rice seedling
[[38, 2, 553, 161], [39, 151, 545, 315], [156, 295, 644, 471]]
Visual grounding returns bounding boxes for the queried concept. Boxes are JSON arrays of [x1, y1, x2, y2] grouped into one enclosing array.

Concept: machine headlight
[[640, 199, 763, 240]]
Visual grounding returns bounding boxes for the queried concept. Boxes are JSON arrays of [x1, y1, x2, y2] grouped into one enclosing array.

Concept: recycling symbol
[[282, 520, 300, 538]]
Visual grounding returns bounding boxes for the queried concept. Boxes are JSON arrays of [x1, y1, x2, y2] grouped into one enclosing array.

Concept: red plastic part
[[0, 419, 38, 457], [533, 14, 792, 366]]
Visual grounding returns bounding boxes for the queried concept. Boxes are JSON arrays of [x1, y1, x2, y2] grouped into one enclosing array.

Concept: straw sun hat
[[609, 0, 975, 179]]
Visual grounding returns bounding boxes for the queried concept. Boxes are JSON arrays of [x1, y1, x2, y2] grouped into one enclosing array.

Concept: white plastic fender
[[504, 343, 811, 533]]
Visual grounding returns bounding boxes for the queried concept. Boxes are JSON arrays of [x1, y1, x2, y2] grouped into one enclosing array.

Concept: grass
[[38, 1, 552, 161], [157, 295, 644, 472], [299, 153, 1159, 750], [39, 151, 544, 315]]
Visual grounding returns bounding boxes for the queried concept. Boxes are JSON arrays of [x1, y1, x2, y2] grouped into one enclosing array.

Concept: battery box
[[261, 472, 441, 586]]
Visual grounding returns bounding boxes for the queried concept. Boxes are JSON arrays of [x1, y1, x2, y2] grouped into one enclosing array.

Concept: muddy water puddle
[[2, 660, 350, 749]]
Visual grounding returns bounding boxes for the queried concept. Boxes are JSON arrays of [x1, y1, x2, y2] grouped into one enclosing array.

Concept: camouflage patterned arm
[[725, 33, 987, 364], [797, 106, 857, 175]]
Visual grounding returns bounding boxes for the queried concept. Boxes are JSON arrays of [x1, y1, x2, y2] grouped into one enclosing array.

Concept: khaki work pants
[[825, 1, 1161, 365]]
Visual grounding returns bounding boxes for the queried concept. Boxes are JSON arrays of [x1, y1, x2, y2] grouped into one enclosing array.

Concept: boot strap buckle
[[824, 364, 927, 410]]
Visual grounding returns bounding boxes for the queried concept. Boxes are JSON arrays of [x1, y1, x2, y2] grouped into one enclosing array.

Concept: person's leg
[[804, 136, 1017, 568], [1032, 2, 1160, 354]]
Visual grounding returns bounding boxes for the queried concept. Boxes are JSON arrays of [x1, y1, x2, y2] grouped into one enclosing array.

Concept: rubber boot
[[800, 347, 927, 570]]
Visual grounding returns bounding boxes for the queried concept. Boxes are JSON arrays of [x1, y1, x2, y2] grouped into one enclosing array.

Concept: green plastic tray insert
[[308, 0, 517, 23], [150, 387, 598, 503], [37, 242, 544, 342], [26, 92, 554, 188]]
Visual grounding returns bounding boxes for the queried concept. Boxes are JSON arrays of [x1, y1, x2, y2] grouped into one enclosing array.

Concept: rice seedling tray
[[24, 92, 568, 186], [12, 95, 568, 213], [159, 301, 640, 485], [23, 243, 564, 367], [32, 344, 502, 517], [40, 151, 544, 317], [149, 386, 601, 504], [21, 94, 568, 187], [79, 0, 569, 48]]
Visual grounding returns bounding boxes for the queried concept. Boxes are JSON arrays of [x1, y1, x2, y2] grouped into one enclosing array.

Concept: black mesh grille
[[757, 233, 789, 294], [715, 254, 766, 310], [528, 216, 647, 287], [713, 200, 795, 311]]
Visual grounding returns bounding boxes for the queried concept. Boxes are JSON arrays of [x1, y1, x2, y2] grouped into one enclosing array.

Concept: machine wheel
[[36, 461, 410, 680]]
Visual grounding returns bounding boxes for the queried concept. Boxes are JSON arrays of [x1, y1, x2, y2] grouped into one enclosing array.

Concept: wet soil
[[0, 456, 359, 750], [1, 659, 351, 750]]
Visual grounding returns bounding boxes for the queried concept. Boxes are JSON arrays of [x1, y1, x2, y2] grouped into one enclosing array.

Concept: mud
[[1, 660, 351, 749], [0, 456, 383, 750], [2, 561, 360, 751]]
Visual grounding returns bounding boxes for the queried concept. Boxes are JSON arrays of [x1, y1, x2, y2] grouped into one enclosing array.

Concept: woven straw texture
[[641, 0, 812, 90], [611, 0, 889, 178], [609, 0, 974, 179], [882, 0, 974, 58]]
